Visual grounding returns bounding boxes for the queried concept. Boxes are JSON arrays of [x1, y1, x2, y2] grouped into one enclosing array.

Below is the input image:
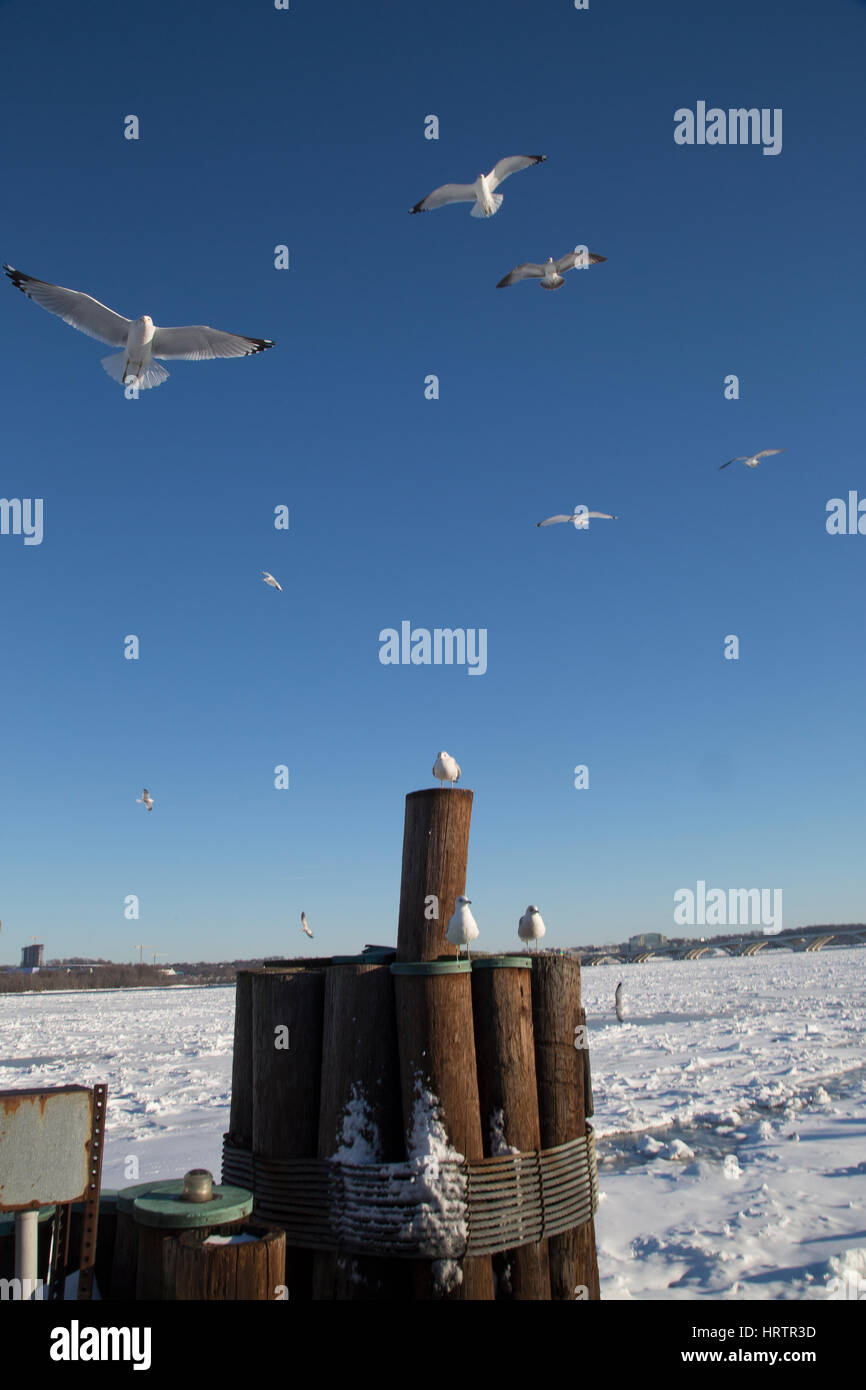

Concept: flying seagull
[[301, 912, 313, 939], [261, 571, 282, 591], [497, 249, 606, 290], [4, 264, 274, 389], [136, 789, 154, 812], [410, 155, 546, 218], [536, 510, 617, 528], [446, 896, 479, 961], [433, 751, 461, 788], [719, 449, 784, 471], [518, 905, 546, 951]]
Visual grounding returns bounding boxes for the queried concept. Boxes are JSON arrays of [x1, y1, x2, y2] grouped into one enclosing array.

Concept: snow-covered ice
[[1, 947, 863, 1300]]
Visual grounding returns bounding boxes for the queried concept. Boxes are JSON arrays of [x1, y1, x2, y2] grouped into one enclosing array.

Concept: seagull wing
[[536, 514, 574, 526], [486, 154, 546, 192], [718, 457, 745, 470], [151, 325, 274, 360], [497, 263, 547, 288], [4, 265, 131, 346], [409, 182, 478, 213], [754, 449, 783, 459], [554, 250, 607, 272]]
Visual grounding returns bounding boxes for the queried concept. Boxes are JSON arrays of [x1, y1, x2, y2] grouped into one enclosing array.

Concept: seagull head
[[457, 895, 471, 906], [527, 904, 539, 914], [137, 315, 153, 327]]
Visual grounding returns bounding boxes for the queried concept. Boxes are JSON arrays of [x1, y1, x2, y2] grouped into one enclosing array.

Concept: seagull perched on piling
[[301, 912, 313, 939], [3, 263, 274, 389], [261, 571, 282, 591], [136, 789, 153, 812], [446, 897, 479, 961], [536, 509, 617, 528], [518, 905, 546, 951], [719, 449, 783, 470], [433, 752, 461, 788], [497, 248, 606, 290], [410, 155, 546, 218]]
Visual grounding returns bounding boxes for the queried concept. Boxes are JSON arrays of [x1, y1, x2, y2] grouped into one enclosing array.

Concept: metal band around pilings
[[220, 1129, 598, 1260]]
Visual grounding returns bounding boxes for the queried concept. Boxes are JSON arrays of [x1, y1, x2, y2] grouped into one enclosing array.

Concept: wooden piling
[[392, 787, 492, 1299], [169, 1221, 285, 1301], [251, 967, 326, 1302], [531, 955, 600, 1300], [396, 788, 474, 961], [312, 961, 411, 1301], [471, 958, 551, 1300], [227, 968, 254, 1151], [393, 965, 494, 1300]]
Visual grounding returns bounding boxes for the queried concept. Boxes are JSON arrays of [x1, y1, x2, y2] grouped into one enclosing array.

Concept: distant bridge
[[580, 927, 866, 965]]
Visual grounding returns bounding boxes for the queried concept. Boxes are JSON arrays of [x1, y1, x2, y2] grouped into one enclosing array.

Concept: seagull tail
[[101, 353, 170, 390], [470, 193, 504, 218]]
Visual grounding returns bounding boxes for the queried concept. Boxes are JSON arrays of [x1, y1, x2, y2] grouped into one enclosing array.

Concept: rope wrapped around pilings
[[221, 1128, 598, 1259]]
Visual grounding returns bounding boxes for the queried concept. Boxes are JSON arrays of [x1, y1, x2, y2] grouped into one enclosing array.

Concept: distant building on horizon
[[628, 932, 667, 952], [20, 942, 44, 971]]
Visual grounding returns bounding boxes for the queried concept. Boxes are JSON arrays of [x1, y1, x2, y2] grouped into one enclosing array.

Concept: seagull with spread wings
[[719, 449, 784, 470], [409, 155, 546, 218], [4, 264, 274, 389], [498, 248, 606, 289], [261, 571, 282, 592], [136, 789, 154, 812], [537, 510, 617, 528]]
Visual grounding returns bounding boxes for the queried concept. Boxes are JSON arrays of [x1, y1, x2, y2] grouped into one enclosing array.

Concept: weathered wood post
[[531, 956, 600, 1300], [471, 957, 552, 1299], [251, 966, 326, 1302], [312, 960, 411, 1300], [227, 969, 254, 1155], [397, 788, 474, 962], [112, 1176, 252, 1300], [169, 1221, 285, 1300], [393, 787, 494, 1301]]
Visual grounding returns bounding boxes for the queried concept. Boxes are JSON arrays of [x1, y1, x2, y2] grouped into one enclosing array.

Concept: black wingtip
[[3, 263, 27, 291], [409, 204, 424, 215], [495, 278, 509, 289]]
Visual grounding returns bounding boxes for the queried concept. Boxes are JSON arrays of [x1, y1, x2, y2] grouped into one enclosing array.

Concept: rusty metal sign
[[0, 1086, 94, 1212]]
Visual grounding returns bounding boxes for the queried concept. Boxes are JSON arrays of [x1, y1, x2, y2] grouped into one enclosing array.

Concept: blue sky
[[1, 0, 864, 962]]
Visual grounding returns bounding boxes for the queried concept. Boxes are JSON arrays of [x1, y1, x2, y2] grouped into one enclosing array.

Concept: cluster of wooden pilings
[[225, 788, 600, 1301]]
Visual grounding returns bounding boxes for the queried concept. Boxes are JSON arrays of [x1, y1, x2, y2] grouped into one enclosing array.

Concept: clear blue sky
[[1, 0, 864, 962]]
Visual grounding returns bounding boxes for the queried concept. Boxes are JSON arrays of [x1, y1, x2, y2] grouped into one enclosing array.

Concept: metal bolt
[[181, 1169, 214, 1203]]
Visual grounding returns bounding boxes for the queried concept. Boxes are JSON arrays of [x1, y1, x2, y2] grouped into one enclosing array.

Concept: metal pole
[[14, 1210, 40, 1298]]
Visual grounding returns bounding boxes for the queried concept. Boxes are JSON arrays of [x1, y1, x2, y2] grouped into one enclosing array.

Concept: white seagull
[[301, 912, 314, 939], [136, 789, 154, 812], [446, 896, 479, 961], [261, 571, 282, 592], [433, 751, 461, 788], [410, 155, 546, 218], [518, 905, 546, 951], [536, 509, 617, 528], [497, 248, 606, 290], [719, 449, 784, 471], [615, 981, 625, 1022], [4, 264, 274, 389]]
